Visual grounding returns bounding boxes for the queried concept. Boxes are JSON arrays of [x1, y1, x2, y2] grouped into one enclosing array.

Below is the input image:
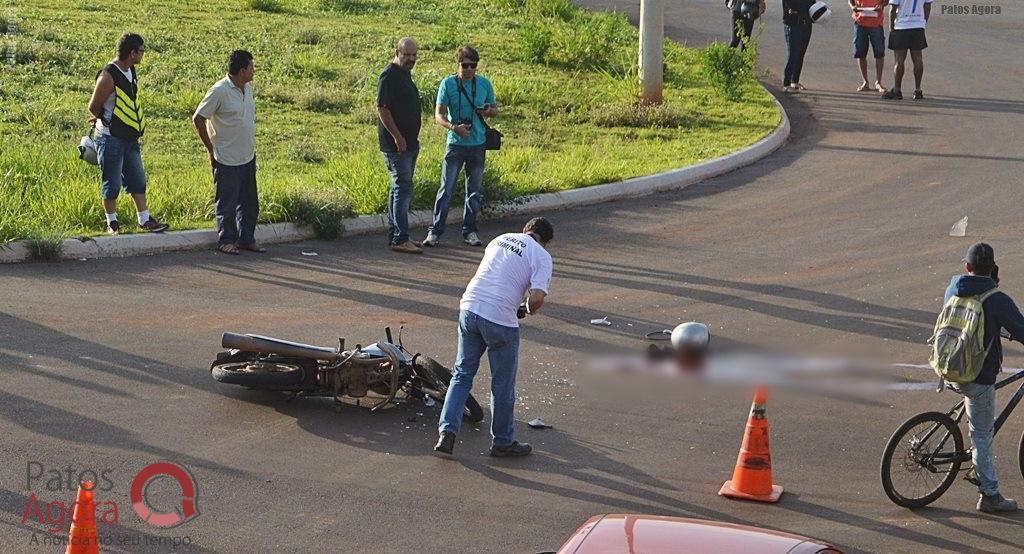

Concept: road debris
[[528, 418, 552, 429], [590, 317, 611, 326], [949, 216, 968, 237]]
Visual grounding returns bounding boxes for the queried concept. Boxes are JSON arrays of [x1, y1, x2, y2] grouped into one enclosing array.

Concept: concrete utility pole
[[638, 0, 665, 105]]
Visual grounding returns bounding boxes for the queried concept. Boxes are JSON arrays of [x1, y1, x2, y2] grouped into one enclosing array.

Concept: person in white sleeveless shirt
[[435, 218, 554, 458]]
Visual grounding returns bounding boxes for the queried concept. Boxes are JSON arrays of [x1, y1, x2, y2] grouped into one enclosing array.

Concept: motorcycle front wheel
[[415, 355, 485, 423]]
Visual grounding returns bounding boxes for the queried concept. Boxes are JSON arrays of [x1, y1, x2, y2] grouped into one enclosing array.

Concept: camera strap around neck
[[456, 77, 491, 131]]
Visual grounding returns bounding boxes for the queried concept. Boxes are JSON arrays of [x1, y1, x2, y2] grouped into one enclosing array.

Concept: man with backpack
[[933, 243, 1024, 513]]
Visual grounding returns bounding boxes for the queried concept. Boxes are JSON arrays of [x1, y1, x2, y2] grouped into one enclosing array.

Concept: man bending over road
[[434, 217, 554, 458]]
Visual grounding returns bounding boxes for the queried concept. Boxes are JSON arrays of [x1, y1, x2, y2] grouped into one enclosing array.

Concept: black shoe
[[883, 89, 903, 100], [139, 217, 169, 233], [434, 432, 455, 455], [489, 441, 532, 457], [105, 220, 120, 236], [978, 493, 1019, 513], [913, 89, 924, 100]]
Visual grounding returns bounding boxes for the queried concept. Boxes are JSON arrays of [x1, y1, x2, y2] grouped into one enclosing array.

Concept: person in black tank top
[[87, 33, 168, 235]]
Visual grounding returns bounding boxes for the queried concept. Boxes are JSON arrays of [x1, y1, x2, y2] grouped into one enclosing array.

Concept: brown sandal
[[217, 243, 240, 255]]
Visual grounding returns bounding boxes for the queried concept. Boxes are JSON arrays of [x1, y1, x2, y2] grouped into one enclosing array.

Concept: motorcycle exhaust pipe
[[221, 332, 343, 362]]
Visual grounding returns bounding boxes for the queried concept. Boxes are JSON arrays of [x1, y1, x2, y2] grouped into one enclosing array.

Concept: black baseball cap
[[965, 242, 995, 269]]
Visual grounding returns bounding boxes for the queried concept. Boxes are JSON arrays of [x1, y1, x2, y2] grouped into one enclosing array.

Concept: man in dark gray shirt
[[377, 37, 422, 254]]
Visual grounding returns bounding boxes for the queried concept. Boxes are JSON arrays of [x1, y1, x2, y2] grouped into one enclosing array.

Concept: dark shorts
[[888, 28, 927, 51], [853, 24, 885, 58]]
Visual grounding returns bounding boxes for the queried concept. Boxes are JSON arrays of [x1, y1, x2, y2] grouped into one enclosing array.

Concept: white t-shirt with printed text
[[460, 233, 552, 328], [890, 0, 933, 30]]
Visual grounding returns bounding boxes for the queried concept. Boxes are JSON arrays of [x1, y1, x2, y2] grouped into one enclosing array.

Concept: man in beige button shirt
[[192, 50, 263, 255]]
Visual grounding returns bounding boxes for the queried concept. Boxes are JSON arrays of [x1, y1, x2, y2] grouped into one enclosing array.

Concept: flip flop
[[874, 83, 886, 92], [217, 243, 240, 255], [857, 83, 871, 92]]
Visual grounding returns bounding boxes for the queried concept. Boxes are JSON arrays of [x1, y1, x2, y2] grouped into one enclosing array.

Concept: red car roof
[[556, 514, 840, 554]]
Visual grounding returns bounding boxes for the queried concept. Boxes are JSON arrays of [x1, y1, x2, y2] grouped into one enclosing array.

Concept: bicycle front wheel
[[1018, 429, 1024, 481], [881, 411, 964, 508]]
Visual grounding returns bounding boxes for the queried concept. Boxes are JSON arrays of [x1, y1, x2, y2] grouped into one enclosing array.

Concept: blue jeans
[[952, 382, 998, 496], [382, 144, 419, 245], [428, 144, 485, 238], [96, 134, 147, 200], [213, 157, 259, 247], [784, 22, 813, 87], [853, 24, 885, 59], [439, 310, 520, 447]]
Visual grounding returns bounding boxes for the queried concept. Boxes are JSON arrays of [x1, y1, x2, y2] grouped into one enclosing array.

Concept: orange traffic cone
[[66, 481, 99, 554], [719, 387, 784, 502]]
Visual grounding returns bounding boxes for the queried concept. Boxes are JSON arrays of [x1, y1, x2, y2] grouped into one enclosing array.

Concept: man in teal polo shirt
[[422, 46, 497, 248]]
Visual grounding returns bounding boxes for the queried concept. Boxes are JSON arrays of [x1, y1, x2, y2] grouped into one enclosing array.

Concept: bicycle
[[880, 366, 1024, 508]]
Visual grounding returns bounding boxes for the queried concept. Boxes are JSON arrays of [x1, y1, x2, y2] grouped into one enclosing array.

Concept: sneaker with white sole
[[464, 232, 483, 247], [422, 233, 440, 247], [978, 493, 1018, 513]]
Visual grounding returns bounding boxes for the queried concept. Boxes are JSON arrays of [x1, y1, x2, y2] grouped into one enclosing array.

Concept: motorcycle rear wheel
[[211, 358, 304, 387], [416, 355, 485, 423]]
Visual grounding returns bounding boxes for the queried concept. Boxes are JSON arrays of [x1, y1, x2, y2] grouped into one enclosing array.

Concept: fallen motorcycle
[[209, 327, 484, 422]]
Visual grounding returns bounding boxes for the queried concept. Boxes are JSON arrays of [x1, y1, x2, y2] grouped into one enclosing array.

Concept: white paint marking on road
[[893, 363, 1024, 375], [884, 363, 1024, 390]]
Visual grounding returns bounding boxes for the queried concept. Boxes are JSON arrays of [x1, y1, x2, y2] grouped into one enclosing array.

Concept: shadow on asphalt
[[803, 91, 1024, 117], [779, 493, 1024, 553], [225, 386, 774, 530], [196, 257, 708, 356], [818, 143, 1024, 165], [550, 256, 933, 344], [0, 311, 249, 477]]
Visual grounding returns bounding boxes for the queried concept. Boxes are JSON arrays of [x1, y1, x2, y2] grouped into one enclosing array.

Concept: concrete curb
[[0, 96, 789, 263]]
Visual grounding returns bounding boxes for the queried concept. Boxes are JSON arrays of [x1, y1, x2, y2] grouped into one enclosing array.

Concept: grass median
[[0, 0, 779, 244]]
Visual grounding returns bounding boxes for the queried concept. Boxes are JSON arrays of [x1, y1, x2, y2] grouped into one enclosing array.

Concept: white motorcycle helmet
[[78, 135, 99, 165], [671, 322, 711, 352], [809, 1, 832, 23]]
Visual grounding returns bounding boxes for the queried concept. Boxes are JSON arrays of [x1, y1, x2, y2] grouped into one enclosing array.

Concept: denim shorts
[[96, 133, 147, 200], [853, 24, 885, 59]]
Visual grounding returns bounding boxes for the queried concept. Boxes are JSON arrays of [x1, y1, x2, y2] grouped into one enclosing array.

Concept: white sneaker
[[464, 232, 483, 247], [422, 233, 440, 247]]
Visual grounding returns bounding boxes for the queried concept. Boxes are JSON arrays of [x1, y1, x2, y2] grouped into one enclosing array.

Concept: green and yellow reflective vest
[[102, 63, 145, 140]]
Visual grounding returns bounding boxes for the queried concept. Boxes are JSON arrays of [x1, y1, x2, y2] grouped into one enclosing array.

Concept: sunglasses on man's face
[[460, 62, 478, 69]]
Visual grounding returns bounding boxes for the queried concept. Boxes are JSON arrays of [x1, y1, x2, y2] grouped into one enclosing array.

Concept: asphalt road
[[2, 2, 1024, 553]]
